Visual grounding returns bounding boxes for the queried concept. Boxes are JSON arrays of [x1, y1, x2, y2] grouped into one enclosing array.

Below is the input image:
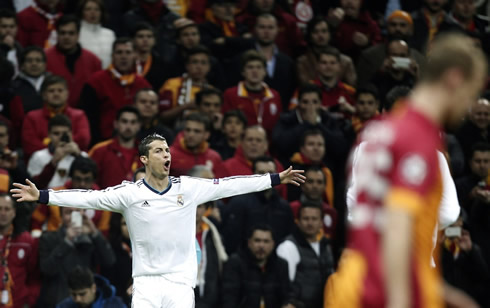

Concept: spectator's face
[[223, 116, 245, 140], [43, 83, 68, 108], [82, 0, 102, 24], [112, 42, 136, 73], [424, 0, 447, 13], [253, 0, 275, 13], [298, 207, 323, 238], [469, 102, 490, 130], [310, 21, 330, 47], [302, 170, 325, 200], [178, 26, 200, 49], [317, 54, 340, 80], [0, 196, 15, 231], [254, 161, 276, 175], [183, 120, 209, 150], [212, 3, 236, 22], [298, 92, 322, 116], [133, 29, 155, 54], [470, 150, 490, 178], [0, 17, 17, 39], [341, 0, 361, 18], [48, 125, 71, 148], [0, 126, 9, 151], [134, 91, 159, 119], [21, 51, 46, 77], [300, 134, 325, 163], [70, 285, 97, 307], [248, 230, 274, 261], [185, 53, 210, 81], [71, 170, 95, 190], [386, 17, 413, 39], [120, 216, 129, 239], [242, 60, 266, 85], [356, 93, 379, 121], [57, 22, 79, 52], [61, 207, 84, 227], [452, 0, 475, 21], [255, 16, 278, 46], [387, 40, 409, 58], [196, 204, 206, 225], [242, 127, 268, 160], [114, 112, 140, 141], [198, 94, 222, 118]]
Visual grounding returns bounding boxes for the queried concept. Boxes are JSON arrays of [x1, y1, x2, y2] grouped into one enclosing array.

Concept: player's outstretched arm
[[279, 166, 306, 186], [10, 179, 40, 202]]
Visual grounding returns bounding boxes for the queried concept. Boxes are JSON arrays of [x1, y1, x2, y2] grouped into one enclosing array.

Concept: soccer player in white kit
[[11, 133, 306, 308]]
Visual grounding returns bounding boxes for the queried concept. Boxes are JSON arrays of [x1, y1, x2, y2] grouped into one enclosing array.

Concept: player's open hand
[[10, 179, 40, 202], [279, 166, 306, 186]]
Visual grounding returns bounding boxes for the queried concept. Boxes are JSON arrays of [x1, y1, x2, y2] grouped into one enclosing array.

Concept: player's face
[[298, 207, 323, 238], [302, 170, 325, 200], [183, 121, 209, 150], [223, 116, 244, 140], [300, 135, 325, 163], [0, 196, 15, 230], [70, 284, 96, 307], [470, 150, 490, 178], [145, 140, 171, 178], [43, 83, 68, 108], [242, 128, 268, 160], [248, 230, 274, 261], [21, 51, 46, 77], [356, 93, 379, 121]]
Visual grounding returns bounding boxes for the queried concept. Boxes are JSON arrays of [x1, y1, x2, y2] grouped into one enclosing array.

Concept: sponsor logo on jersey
[[142, 201, 150, 207], [213, 179, 219, 184], [177, 195, 184, 206]]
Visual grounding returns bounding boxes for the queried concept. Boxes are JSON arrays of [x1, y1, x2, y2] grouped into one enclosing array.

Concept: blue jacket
[[56, 275, 127, 308]]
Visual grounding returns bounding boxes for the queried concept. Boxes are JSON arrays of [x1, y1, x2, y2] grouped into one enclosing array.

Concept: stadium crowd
[[0, 0, 489, 307]]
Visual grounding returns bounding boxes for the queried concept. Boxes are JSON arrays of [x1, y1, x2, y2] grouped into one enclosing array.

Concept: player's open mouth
[[164, 161, 170, 170]]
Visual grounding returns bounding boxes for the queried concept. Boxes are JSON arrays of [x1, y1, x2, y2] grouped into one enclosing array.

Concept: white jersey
[[45, 174, 274, 287]]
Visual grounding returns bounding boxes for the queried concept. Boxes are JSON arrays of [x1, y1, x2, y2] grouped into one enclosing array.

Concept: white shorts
[[131, 275, 195, 308]]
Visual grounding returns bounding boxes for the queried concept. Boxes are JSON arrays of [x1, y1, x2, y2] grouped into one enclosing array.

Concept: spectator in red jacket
[[328, 0, 382, 61], [80, 38, 151, 144], [0, 193, 40, 308], [21, 75, 91, 160], [236, 0, 305, 56], [16, 0, 63, 48], [46, 15, 102, 108], [222, 50, 281, 136], [89, 105, 142, 189], [170, 112, 225, 177]]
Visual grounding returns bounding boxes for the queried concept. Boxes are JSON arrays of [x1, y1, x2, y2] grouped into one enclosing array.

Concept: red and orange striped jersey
[[327, 106, 443, 308]]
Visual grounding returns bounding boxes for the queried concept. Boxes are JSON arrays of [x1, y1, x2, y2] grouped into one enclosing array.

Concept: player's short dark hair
[[48, 114, 72, 131], [223, 109, 247, 128], [470, 142, 490, 158], [116, 105, 141, 122], [385, 85, 411, 111], [298, 202, 323, 219], [67, 266, 94, 290], [185, 45, 210, 64], [240, 50, 266, 72], [247, 223, 275, 240], [133, 88, 157, 103], [139, 133, 167, 156], [0, 8, 16, 23], [195, 88, 223, 106], [184, 112, 211, 132], [69, 156, 98, 179], [41, 75, 67, 94], [252, 156, 275, 173], [298, 83, 322, 101], [356, 84, 379, 101], [132, 21, 155, 37], [18, 46, 46, 66], [316, 47, 341, 62], [56, 15, 81, 32], [112, 37, 133, 52], [299, 129, 324, 147]]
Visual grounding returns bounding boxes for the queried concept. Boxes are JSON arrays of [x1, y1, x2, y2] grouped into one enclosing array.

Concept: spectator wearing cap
[[77, 0, 116, 69], [328, 0, 382, 61], [166, 18, 226, 90], [132, 22, 168, 91], [356, 10, 426, 87], [45, 15, 102, 107], [121, 0, 180, 63], [16, 0, 63, 48], [297, 17, 356, 87]]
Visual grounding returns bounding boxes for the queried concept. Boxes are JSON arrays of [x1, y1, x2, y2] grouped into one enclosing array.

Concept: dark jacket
[[455, 120, 490, 168], [38, 228, 116, 308], [143, 51, 168, 91], [101, 237, 132, 307], [11, 73, 48, 114], [56, 274, 127, 308], [199, 20, 251, 62], [285, 227, 335, 308], [222, 249, 293, 308], [222, 189, 294, 255]]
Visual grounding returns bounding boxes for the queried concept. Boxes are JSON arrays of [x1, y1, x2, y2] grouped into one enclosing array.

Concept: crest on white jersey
[[177, 195, 184, 207], [400, 154, 428, 186]]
